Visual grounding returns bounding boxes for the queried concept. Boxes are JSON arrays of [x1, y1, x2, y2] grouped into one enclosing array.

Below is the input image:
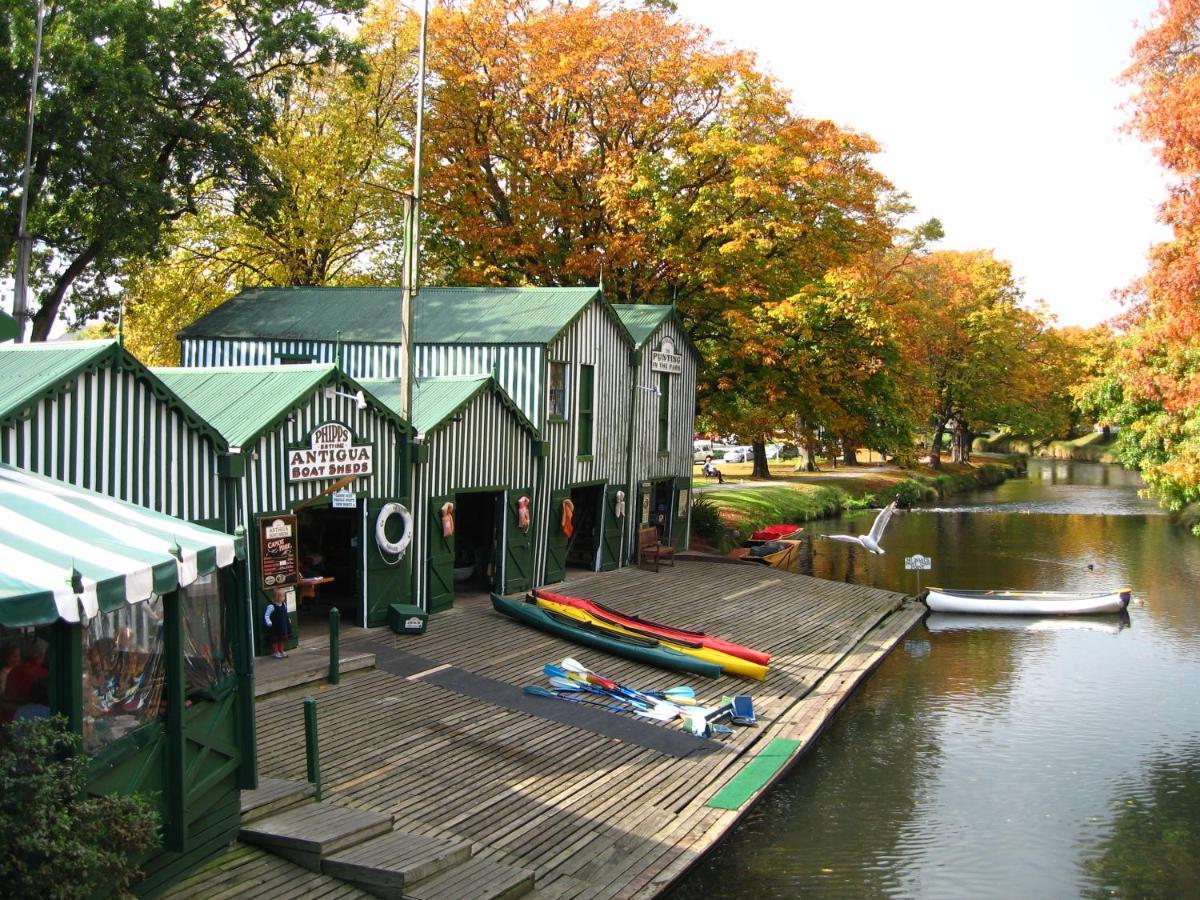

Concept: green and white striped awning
[[0, 464, 237, 627]]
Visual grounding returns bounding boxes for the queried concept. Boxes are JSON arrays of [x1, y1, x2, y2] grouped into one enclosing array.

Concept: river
[[669, 459, 1200, 899]]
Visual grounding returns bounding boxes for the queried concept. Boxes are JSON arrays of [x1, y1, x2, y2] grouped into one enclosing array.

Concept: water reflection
[[670, 461, 1200, 899]]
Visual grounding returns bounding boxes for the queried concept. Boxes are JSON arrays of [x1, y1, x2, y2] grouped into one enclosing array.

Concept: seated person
[[13, 679, 50, 720], [300, 551, 326, 579], [6, 637, 48, 702]]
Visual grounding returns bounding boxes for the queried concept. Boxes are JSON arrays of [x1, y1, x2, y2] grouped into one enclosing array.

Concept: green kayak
[[491, 594, 721, 679]]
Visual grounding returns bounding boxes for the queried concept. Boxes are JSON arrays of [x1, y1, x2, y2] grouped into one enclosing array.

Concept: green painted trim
[[706, 739, 802, 810], [164, 589, 187, 852]]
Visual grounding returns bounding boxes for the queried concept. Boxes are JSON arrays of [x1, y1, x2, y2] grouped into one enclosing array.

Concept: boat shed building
[[613, 304, 700, 556], [364, 375, 541, 611], [175, 286, 698, 601], [0, 340, 226, 525], [153, 364, 411, 642]]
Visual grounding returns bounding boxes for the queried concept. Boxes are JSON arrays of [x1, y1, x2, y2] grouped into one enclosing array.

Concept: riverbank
[[976, 430, 1120, 463], [692, 457, 1022, 551]]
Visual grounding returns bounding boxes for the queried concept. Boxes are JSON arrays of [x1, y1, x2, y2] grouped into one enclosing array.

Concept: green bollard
[[304, 696, 322, 801], [328, 606, 340, 685]]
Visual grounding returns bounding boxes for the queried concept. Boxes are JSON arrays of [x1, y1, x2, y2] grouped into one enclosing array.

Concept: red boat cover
[[750, 524, 801, 541]]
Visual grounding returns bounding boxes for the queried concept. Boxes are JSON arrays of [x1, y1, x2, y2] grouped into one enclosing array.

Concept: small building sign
[[650, 337, 682, 375], [259, 514, 299, 588], [287, 421, 374, 482], [905, 554, 932, 571], [331, 489, 357, 509]]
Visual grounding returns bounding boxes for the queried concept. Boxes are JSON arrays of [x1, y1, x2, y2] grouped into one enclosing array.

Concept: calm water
[[671, 460, 1200, 899]]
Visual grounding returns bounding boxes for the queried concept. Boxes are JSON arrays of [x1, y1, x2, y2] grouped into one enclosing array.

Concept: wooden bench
[[638, 526, 675, 572]]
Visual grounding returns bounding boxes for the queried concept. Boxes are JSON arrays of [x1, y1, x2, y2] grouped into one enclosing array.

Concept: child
[[264, 590, 292, 659]]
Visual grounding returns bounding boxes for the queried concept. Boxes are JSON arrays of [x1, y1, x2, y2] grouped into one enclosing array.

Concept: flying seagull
[[823, 501, 897, 555]]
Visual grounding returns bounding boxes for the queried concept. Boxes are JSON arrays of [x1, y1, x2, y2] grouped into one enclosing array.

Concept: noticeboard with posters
[[259, 514, 299, 589]]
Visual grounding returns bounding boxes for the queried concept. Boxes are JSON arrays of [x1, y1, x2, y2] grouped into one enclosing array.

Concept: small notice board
[[259, 514, 299, 589]]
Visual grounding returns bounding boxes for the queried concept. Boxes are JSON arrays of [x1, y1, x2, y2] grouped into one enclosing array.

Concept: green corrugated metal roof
[[0, 340, 117, 422], [362, 375, 539, 437], [613, 305, 675, 349], [177, 286, 610, 346], [153, 365, 337, 447]]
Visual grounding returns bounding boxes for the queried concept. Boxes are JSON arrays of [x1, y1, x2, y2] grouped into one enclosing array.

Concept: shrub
[[688, 493, 728, 548], [0, 716, 158, 899], [893, 478, 937, 506]]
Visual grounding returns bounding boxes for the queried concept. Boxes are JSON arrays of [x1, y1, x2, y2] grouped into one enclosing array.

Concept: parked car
[[722, 446, 753, 464]]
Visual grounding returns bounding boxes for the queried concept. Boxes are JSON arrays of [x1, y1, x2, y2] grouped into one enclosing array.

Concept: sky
[[678, 0, 1171, 327]]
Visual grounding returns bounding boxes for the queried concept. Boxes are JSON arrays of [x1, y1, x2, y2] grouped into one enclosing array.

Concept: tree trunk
[[841, 438, 857, 467], [950, 417, 972, 465], [751, 440, 771, 479], [29, 240, 104, 341], [1102, 424, 1111, 439], [928, 420, 946, 469], [802, 435, 818, 471]]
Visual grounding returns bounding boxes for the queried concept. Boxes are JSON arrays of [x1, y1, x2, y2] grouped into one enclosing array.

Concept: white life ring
[[375, 502, 413, 559]]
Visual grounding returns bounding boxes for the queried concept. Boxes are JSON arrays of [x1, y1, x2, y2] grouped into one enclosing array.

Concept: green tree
[[1, 0, 365, 340], [0, 716, 158, 898]]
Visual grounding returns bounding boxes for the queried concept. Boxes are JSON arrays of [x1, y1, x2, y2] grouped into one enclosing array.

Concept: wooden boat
[[725, 539, 800, 570], [533, 595, 769, 680], [490, 594, 722, 678], [748, 524, 804, 543], [532, 589, 771, 665], [924, 587, 1133, 616]]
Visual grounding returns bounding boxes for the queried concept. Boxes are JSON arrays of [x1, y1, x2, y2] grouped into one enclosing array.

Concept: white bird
[[823, 501, 897, 555]]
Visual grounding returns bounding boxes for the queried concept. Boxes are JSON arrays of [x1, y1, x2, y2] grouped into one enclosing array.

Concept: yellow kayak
[[534, 597, 769, 680]]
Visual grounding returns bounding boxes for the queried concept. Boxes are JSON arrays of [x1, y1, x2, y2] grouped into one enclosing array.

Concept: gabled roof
[[153, 364, 405, 449], [176, 285, 631, 347], [0, 463, 237, 626], [0, 340, 226, 447], [612, 304, 700, 359], [362, 375, 539, 438]]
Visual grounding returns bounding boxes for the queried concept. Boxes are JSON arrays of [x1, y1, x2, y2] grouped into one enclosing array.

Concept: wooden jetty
[[163, 561, 922, 899]]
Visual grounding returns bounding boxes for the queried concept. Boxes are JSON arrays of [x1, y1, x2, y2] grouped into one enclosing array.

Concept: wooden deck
[[222, 562, 921, 898]]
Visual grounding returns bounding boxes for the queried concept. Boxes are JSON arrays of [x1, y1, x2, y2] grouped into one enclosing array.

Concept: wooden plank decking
[[236, 561, 922, 898]]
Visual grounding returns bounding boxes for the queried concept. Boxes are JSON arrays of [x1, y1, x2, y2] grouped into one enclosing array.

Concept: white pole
[[402, 0, 428, 423], [12, 0, 45, 343]]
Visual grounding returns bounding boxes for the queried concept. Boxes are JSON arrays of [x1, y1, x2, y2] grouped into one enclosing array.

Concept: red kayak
[[532, 589, 771, 665], [750, 524, 803, 542]]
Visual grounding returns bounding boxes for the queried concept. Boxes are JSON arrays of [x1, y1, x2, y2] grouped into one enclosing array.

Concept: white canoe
[[924, 587, 1132, 616]]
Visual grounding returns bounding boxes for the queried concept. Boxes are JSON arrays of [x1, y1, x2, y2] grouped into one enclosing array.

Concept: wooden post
[[328, 607, 340, 685], [304, 696, 322, 801]]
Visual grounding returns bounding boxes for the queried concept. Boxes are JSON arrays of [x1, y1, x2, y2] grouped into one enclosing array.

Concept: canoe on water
[[532, 589, 771, 665], [924, 587, 1133, 616], [490, 594, 722, 679], [749, 524, 804, 543], [725, 539, 800, 570], [532, 595, 769, 680]]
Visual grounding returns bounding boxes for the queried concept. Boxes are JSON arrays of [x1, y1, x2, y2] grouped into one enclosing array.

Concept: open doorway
[[566, 483, 604, 570], [649, 480, 676, 544], [296, 505, 362, 628], [454, 490, 502, 595]]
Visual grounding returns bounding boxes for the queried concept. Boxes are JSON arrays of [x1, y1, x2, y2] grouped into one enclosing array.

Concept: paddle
[[523, 685, 677, 721], [560, 658, 682, 718], [544, 663, 696, 706]]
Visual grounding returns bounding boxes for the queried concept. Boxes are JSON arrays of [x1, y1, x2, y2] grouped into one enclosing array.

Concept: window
[[578, 365, 594, 456], [181, 574, 233, 697], [82, 597, 166, 752], [657, 373, 670, 452], [548, 362, 569, 419]]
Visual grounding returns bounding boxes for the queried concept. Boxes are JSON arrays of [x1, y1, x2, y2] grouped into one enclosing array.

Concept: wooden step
[[239, 802, 394, 872], [404, 856, 535, 900], [240, 777, 316, 823], [322, 832, 473, 899], [254, 649, 377, 698]]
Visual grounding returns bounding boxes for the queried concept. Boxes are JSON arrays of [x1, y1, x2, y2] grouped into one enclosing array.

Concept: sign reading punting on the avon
[[650, 337, 682, 375], [287, 421, 374, 482]]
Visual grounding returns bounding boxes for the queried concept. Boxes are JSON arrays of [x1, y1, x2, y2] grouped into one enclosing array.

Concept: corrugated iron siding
[[0, 366, 220, 521], [534, 302, 633, 580], [239, 387, 406, 515], [182, 338, 406, 380], [411, 388, 539, 607], [414, 344, 544, 424]]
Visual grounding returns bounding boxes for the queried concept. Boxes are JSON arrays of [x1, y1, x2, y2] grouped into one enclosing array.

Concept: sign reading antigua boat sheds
[[651, 336, 682, 375], [288, 421, 373, 482]]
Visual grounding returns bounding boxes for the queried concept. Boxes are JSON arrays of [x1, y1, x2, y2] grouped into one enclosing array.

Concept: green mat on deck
[[706, 739, 802, 810]]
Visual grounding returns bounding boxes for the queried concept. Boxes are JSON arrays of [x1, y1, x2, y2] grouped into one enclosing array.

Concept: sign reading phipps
[[905, 554, 932, 571]]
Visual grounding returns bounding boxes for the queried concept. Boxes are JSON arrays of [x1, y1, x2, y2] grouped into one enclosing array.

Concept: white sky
[[678, 0, 1171, 327]]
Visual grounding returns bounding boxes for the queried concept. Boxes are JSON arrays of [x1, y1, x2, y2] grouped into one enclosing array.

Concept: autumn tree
[[1, 0, 365, 341], [1098, 0, 1200, 514]]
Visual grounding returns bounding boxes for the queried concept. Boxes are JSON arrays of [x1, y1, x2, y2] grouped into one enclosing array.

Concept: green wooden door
[[600, 483, 625, 571], [427, 494, 455, 613], [673, 476, 692, 551], [366, 497, 411, 626], [544, 487, 571, 585], [504, 488, 534, 594]]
